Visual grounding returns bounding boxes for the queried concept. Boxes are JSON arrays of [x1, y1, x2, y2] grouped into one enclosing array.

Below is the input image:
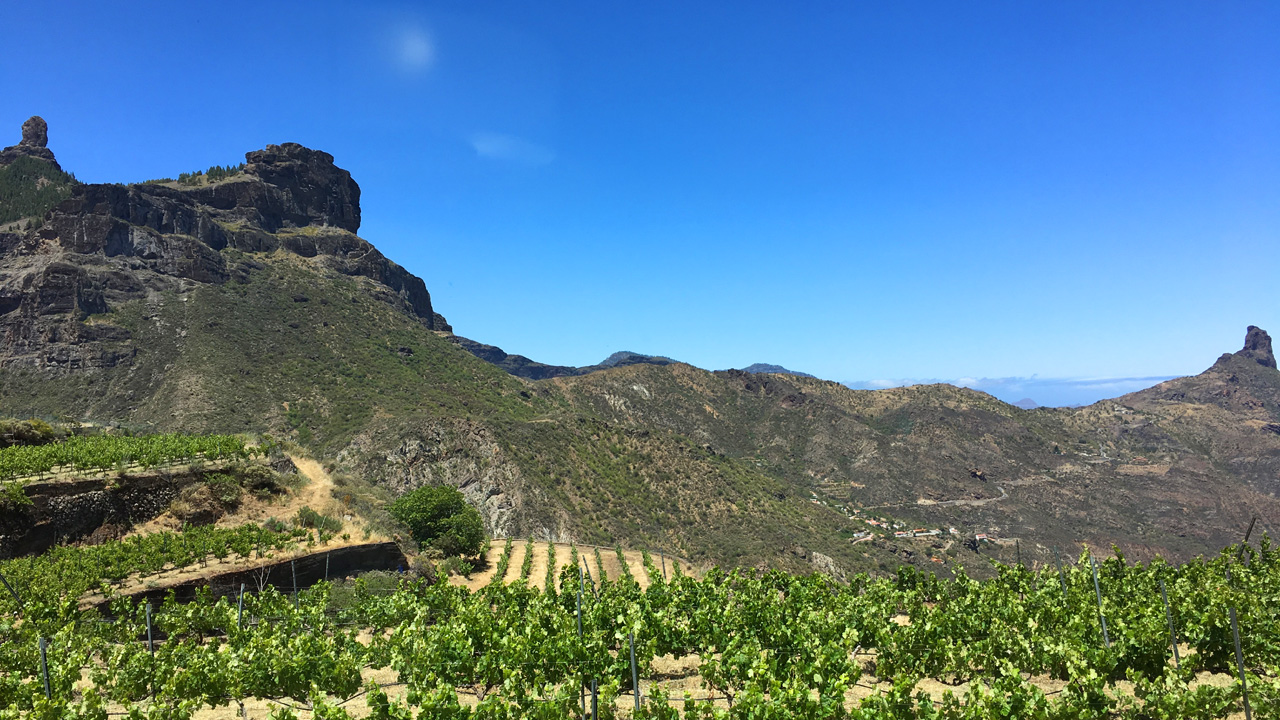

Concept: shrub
[[389, 485, 485, 557], [205, 472, 242, 506], [295, 506, 343, 533], [439, 556, 474, 578], [0, 418, 65, 448], [239, 464, 292, 497]]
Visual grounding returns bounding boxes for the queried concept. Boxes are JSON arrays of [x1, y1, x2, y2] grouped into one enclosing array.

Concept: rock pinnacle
[[20, 116, 48, 148], [1238, 326, 1276, 369], [1, 115, 60, 170]]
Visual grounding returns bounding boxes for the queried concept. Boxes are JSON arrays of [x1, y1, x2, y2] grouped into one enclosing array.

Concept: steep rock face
[[0, 115, 60, 170], [186, 143, 360, 233], [338, 417, 530, 538], [0, 124, 446, 374], [22, 116, 49, 147], [1237, 326, 1276, 369]]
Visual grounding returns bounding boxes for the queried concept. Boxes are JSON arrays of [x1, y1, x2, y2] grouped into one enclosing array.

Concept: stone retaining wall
[[0, 468, 211, 558]]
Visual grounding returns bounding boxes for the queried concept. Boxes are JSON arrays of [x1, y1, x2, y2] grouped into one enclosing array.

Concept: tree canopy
[[389, 484, 485, 557]]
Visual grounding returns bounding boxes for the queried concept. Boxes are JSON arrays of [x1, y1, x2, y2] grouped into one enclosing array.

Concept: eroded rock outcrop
[[0, 115, 60, 170], [1238, 326, 1276, 370]]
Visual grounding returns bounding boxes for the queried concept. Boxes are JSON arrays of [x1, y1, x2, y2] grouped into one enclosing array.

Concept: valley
[[1, 116, 1278, 718]]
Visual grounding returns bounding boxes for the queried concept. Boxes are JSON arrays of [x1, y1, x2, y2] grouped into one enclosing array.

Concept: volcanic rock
[[1237, 326, 1276, 370], [0, 116, 61, 170], [21, 116, 49, 148]]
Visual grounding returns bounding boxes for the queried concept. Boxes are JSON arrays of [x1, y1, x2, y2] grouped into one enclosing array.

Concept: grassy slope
[[547, 357, 1280, 564], [2, 251, 544, 446]]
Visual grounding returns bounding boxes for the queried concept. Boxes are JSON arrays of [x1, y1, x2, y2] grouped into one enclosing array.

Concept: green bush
[[438, 556, 474, 578], [295, 506, 343, 533], [0, 418, 66, 448], [239, 464, 294, 497], [389, 485, 485, 557], [205, 472, 242, 507]]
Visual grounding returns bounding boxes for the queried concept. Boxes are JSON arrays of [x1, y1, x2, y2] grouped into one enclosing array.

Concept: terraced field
[[451, 539, 697, 592]]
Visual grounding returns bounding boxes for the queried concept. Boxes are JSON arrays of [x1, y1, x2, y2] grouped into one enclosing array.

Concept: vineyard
[[2, 534, 1279, 719], [0, 524, 305, 612], [0, 434, 258, 484]]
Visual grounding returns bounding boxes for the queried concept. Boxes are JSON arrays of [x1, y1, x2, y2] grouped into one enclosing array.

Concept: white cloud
[[469, 132, 555, 165], [396, 27, 434, 71]]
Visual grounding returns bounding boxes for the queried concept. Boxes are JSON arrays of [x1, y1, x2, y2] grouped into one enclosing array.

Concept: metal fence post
[[630, 631, 640, 710], [1159, 578, 1179, 668], [1053, 547, 1069, 604], [1090, 555, 1110, 648], [0, 571, 22, 613], [1230, 608, 1253, 720], [146, 602, 154, 656], [578, 566, 585, 717], [38, 636, 50, 699]]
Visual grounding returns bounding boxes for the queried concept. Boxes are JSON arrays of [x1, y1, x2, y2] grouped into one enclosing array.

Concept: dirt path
[[527, 541, 553, 588], [126, 454, 352, 539], [503, 541, 529, 583], [288, 455, 338, 514]]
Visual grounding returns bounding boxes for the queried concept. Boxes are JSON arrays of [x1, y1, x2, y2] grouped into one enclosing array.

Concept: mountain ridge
[[3, 117, 1277, 575]]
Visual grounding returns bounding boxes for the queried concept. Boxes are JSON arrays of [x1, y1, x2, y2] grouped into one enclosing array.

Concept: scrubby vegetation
[[0, 418, 67, 448], [295, 505, 343, 533]]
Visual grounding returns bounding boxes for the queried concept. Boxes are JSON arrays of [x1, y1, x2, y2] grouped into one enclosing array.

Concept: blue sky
[[3, 1, 1277, 405]]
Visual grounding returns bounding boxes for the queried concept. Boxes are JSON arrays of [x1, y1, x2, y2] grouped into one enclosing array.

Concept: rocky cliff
[[0, 123, 448, 375]]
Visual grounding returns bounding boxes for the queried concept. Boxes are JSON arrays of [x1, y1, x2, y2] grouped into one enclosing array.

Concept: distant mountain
[[598, 351, 677, 369], [1012, 398, 1039, 409], [445, 337, 677, 380], [739, 363, 815, 378]]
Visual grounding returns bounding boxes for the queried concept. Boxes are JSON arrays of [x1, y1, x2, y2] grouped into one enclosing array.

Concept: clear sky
[[4, 1, 1277, 405]]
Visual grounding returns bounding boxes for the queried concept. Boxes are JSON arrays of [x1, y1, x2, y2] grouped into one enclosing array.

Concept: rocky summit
[[2, 117, 1278, 577], [1238, 325, 1276, 369], [0, 116, 60, 171]]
